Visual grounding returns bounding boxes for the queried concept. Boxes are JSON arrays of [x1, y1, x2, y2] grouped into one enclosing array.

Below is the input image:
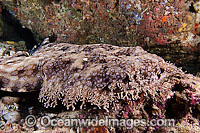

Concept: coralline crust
[[0, 43, 199, 111]]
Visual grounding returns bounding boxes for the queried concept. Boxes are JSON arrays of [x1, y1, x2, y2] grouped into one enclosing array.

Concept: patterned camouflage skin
[[0, 43, 199, 111]]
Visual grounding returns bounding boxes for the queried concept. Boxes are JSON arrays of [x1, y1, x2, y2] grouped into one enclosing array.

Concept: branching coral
[[0, 43, 199, 112]]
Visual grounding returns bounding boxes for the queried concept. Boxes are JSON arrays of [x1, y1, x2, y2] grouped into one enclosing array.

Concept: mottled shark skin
[[0, 43, 199, 110]]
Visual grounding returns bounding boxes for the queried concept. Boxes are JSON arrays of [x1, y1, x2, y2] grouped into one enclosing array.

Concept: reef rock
[[0, 43, 199, 112]]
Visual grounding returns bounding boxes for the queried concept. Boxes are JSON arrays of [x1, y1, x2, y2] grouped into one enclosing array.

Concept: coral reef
[[1, 0, 200, 48]]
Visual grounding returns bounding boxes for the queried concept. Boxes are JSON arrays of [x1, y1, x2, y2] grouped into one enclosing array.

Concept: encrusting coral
[[0, 43, 199, 112]]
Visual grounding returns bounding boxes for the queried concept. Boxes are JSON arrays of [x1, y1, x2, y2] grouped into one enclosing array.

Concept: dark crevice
[[0, 90, 40, 98], [143, 44, 199, 75], [1, 7, 38, 50], [165, 95, 188, 119]]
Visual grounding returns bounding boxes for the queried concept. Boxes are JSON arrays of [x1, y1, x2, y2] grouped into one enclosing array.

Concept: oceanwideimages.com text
[[25, 115, 175, 129]]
